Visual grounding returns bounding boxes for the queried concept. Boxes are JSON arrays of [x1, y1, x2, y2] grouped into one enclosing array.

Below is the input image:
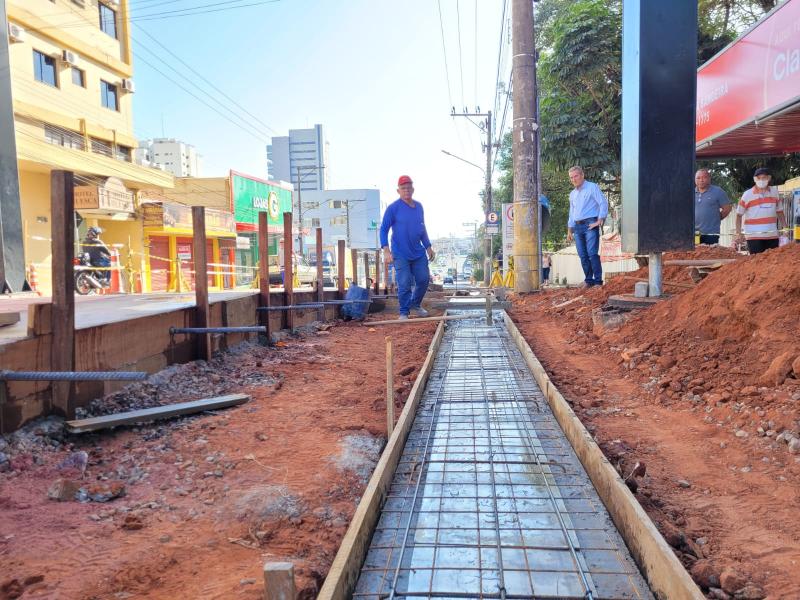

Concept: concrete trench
[[352, 310, 654, 599]]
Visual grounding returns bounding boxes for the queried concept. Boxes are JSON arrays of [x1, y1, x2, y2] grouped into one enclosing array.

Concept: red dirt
[[0, 318, 436, 600], [511, 243, 800, 599]]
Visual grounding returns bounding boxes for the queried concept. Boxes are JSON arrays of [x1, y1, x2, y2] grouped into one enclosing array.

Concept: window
[[330, 216, 346, 226], [100, 80, 118, 110], [90, 137, 113, 157], [33, 50, 58, 87], [71, 67, 85, 87], [99, 3, 117, 39], [115, 145, 132, 162], [311, 218, 321, 228], [330, 200, 344, 209], [45, 124, 85, 150]]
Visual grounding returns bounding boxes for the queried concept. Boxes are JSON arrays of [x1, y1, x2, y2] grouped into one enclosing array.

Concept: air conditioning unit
[[62, 50, 79, 66], [121, 78, 136, 93], [8, 23, 26, 44]]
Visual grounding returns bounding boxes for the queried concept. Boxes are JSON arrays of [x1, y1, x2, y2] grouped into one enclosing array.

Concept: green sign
[[231, 173, 292, 226]]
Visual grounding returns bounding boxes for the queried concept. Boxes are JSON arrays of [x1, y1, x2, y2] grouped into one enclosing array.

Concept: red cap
[[397, 175, 413, 186]]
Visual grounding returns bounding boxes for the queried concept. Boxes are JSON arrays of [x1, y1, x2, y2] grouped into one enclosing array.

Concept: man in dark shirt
[[380, 175, 435, 319]]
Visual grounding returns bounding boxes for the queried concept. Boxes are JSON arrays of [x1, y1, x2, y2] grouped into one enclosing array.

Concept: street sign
[[485, 223, 500, 235], [486, 211, 499, 225]]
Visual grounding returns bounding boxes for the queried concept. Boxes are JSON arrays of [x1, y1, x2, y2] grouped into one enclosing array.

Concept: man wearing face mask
[[735, 168, 786, 254]]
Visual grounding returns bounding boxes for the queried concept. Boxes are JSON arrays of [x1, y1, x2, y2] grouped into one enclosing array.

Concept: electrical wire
[[455, 0, 465, 110]]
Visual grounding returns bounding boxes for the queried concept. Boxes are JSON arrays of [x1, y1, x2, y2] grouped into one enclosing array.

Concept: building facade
[[298, 189, 383, 252], [135, 138, 201, 177], [267, 124, 329, 191], [4, 0, 174, 294]]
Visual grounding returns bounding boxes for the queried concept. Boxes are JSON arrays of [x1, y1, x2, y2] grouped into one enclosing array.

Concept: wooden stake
[[258, 211, 271, 341], [386, 336, 394, 437], [192, 206, 211, 361], [283, 212, 294, 331], [363, 252, 370, 289], [350, 248, 358, 289], [263, 562, 295, 600], [374, 248, 380, 294], [50, 170, 75, 417], [337, 239, 346, 297], [316, 227, 324, 321]]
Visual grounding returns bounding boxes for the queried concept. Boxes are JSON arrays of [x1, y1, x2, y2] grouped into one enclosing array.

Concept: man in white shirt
[[735, 167, 786, 254], [566, 166, 609, 287]]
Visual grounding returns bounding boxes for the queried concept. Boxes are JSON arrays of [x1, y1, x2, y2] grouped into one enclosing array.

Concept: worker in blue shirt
[[380, 175, 435, 319], [566, 166, 608, 287]]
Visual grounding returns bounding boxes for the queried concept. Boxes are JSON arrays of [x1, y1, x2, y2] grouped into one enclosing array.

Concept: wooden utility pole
[[512, 0, 540, 292], [50, 171, 75, 417], [282, 212, 294, 331], [337, 239, 346, 297], [192, 207, 211, 361], [258, 211, 271, 341]]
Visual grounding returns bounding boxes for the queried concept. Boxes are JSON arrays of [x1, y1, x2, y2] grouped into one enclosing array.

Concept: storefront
[[141, 200, 237, 293], [229, 171, 293, 285]]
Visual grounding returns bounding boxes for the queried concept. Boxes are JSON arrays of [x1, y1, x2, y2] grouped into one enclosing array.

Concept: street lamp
[[441, 150, 485, 174]]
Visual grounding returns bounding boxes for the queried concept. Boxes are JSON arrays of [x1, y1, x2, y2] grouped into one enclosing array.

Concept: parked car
[[268, 253, 316, 286], [443, 276, 454, 284]]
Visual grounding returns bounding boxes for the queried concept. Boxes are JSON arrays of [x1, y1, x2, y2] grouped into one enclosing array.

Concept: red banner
[[696, 0, 800, 144]]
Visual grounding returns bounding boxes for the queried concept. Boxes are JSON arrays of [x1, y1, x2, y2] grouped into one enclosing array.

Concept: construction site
[[2, 0, 800, 599]]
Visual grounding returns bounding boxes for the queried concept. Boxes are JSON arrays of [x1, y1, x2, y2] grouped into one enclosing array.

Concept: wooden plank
[[363, 252, 369, 289], [502, 313, 703, 600], [663, 259, 736, 266], [283, 212, 294, 331], [0, 312, 19, 327], [385, 336, 394, 437], [65, 393, 250, 433], [316, 227, 324, 322], [50, 170, 75, 418], [192, 206, 211, 361], [263, 562, 295, 600], [337, 239, 346, 297], [258, 211, 271, 341], [365, 315, 473, 326], [317, 319, 446, 600], [350, 249, 358, 289]]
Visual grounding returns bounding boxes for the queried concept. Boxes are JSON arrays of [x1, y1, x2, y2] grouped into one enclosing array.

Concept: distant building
[[267, 124, 329, 191], [136, 138, 201, 177], [299, 189, 383, 251]]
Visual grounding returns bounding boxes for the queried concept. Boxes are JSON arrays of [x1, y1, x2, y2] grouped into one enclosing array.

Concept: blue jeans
[[394, 255, 430, 315], [574, 221, 602, 285]]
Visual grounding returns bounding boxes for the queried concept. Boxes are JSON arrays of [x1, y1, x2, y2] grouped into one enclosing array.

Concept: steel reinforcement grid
[[352, 311, 653, 600]]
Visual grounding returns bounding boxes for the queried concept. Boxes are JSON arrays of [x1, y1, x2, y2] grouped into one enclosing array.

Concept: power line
[[474, 0, 478, 106], [436, 0, 454, 111], [133, 24, 278, 135], [455, 0, 465, 109]]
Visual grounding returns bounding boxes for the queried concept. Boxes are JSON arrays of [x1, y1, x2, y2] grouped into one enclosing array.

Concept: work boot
[[410, 307, 429, 317]]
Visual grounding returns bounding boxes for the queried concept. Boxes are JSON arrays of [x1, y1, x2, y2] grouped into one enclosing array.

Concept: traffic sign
[[485, 223, 500, 235], [486, 211, 499, 225]]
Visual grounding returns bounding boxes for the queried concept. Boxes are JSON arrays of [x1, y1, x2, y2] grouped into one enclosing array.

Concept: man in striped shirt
[[735, 168, 786, 254]]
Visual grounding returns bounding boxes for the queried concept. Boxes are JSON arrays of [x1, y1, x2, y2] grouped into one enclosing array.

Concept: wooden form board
[[65, 393, 249, 433], [317, 319, 446, 600], [502, 313, 702, 600]]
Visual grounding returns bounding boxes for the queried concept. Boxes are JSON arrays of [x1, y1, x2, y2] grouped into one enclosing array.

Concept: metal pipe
[[648, 252, 663, 297], [256, 304, 324, 312], [169, 326, 267, 335], [0, 371, 148, 382]]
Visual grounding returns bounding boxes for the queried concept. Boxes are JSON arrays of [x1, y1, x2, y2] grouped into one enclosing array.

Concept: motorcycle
[[73, 253, 108, 295]]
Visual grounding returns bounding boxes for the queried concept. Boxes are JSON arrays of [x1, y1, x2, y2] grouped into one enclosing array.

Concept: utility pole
[[451, 109, 494, 286], [512, 0, 539, 292]]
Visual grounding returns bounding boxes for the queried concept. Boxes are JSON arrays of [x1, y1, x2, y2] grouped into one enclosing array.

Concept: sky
[[130, 0, 510, 239]]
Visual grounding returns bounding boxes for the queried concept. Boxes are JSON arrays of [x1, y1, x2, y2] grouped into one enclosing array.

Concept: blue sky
[[130, 0, 509, 238]]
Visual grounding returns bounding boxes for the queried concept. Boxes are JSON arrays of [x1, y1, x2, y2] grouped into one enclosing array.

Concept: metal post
[[648, 252, 663, 297], [283, 212, 294, 331], [337, 239, 346, 297], [0, 0, 27, 293], [386, 336, 394, 437], [192, 206, 211, 361], [50, 171, 75, 417], [512, 0, 540, 292], [315, 227, 324, 321], [258, 211, 271, 342]]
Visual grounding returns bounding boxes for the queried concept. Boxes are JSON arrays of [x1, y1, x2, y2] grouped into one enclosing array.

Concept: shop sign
[[236, 236, 251, 250], [75, 177, 134, 214], [141, 201, 234, 234], [231, 172, 292, 226], [696, 0, 800, 144]]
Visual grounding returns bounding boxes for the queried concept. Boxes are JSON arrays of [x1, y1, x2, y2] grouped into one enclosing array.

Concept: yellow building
[[6, 0, 174, 294]]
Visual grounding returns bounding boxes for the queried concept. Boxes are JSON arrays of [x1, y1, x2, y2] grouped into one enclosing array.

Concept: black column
[[621, 0, 697, 253]]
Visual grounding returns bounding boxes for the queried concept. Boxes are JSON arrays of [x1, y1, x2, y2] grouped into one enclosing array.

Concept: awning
[[696, 0, 800, 158]]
